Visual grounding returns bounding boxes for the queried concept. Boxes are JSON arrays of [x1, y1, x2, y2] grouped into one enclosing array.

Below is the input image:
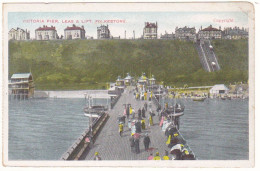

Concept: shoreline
[[34, 90, 110, 99]]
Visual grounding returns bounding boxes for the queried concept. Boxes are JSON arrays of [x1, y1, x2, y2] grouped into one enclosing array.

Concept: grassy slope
[[8, 39, 248, 90]]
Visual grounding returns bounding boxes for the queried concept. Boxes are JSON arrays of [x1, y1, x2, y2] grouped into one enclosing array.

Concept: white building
[[160, 31, 175, 39], [97, 25, 110, 39], [64, 25, 85, 39], [210, 84, 229, 95], [35, 25, 58, 40], [143, 22, 158, 39], [175, 26, 196, 41], [9, 27, 30, 40], [198, 25, 222, 40], [223, 27, 248, 39]]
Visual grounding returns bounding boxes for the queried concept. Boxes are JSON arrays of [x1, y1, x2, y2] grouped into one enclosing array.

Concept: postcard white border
[[2, 1, 255, 168]]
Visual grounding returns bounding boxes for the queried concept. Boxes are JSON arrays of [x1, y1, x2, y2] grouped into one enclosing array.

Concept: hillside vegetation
[[9, 39, 248, 90]]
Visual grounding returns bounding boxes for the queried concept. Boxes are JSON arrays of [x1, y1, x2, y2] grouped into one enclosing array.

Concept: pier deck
[[83, 89, 170, 160]]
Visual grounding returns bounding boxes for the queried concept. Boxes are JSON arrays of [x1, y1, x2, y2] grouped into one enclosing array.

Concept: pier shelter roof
[[11, 73, 32, 79], [124, 73, 132, 80]]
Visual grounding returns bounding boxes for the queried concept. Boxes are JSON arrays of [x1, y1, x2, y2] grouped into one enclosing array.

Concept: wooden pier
[[82, 88, 178, 160]]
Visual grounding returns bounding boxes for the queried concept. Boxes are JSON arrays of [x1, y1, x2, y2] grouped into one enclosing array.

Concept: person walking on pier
[[156, 105, 161, 116], [144, 102, 148, 111], [144, 91, 147, 100], [131, 108, 135, 119], [135, 120, 142, 133], [131, 121, 136, 134], [153, 152, 161, 160], [128, 119, 132, 130], [141, 118, 146, 130], [126, 105, 130, 119], [143, 133, 151, 151], [149, 110, 154, 126], [163, 150, 170, 160], [138, 108, 142, 120], [147, 153, 154, 160], [129, 105, 133, 116], [119, 123, 124, 137], [134, 138, 140, 154], [142, 107, 146, 118], [93, 152, 101, 160], [129, 134, 135, 153], [123, 105, 127, 116]]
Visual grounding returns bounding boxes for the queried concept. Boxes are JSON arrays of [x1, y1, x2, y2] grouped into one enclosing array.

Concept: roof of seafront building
[[200, 25, 221, 32], [11, 73, 32, 79], [210, 84, 229, 91], [64, 24, 85, 31], [36, 25, 56, 31], [9, 27, 29, 33], [176, 26, 196, 32], [144, 22, 157, 28]]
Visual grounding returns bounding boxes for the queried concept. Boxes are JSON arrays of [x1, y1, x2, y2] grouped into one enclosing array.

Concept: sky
[[8, 12, 248, 39]]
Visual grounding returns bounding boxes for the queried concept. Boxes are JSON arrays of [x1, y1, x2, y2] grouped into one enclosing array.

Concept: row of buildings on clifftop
[[160, 25, 248, 41], [9, 22, 248, 41]]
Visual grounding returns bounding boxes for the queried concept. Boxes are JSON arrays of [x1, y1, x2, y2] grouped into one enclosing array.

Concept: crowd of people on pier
[[93, 85, 195, 160]]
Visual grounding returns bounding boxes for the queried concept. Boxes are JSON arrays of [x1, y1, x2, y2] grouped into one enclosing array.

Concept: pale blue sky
[[8, 12, 248, 39]]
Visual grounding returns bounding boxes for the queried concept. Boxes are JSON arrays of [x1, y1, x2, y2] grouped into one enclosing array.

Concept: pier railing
[[60, 112, 109, 160], [151, 94, 197, 160], [110, 93, 121, 109]]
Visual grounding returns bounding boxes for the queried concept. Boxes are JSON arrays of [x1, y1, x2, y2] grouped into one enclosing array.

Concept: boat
[[168, 112, 184, 117], [167, 104, 185, 113], [221, 97, 226, 100], [192, 97, 206, 102], [84, 113, 100, 118], [84, 105, 108, 114]]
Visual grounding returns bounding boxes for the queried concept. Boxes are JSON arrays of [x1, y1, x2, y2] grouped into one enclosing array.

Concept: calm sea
[[8, 98, 248, 160], [8, 98, 109, 160], [162, 98, 249, 160]]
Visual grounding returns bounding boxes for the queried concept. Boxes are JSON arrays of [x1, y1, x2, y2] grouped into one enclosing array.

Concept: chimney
[[219, 26, 221, 30], [133, 30, 135, 39], [125, 30, 126, 39]]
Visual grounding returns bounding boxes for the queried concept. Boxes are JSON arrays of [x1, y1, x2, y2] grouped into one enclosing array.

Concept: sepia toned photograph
[[2, 1, 255, 167]]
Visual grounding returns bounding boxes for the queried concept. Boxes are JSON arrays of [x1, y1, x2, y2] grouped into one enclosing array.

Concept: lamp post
[[85, 93, 93, 147]]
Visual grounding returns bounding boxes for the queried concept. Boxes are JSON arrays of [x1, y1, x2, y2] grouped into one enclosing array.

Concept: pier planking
[[83, 89, 170, 160]]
